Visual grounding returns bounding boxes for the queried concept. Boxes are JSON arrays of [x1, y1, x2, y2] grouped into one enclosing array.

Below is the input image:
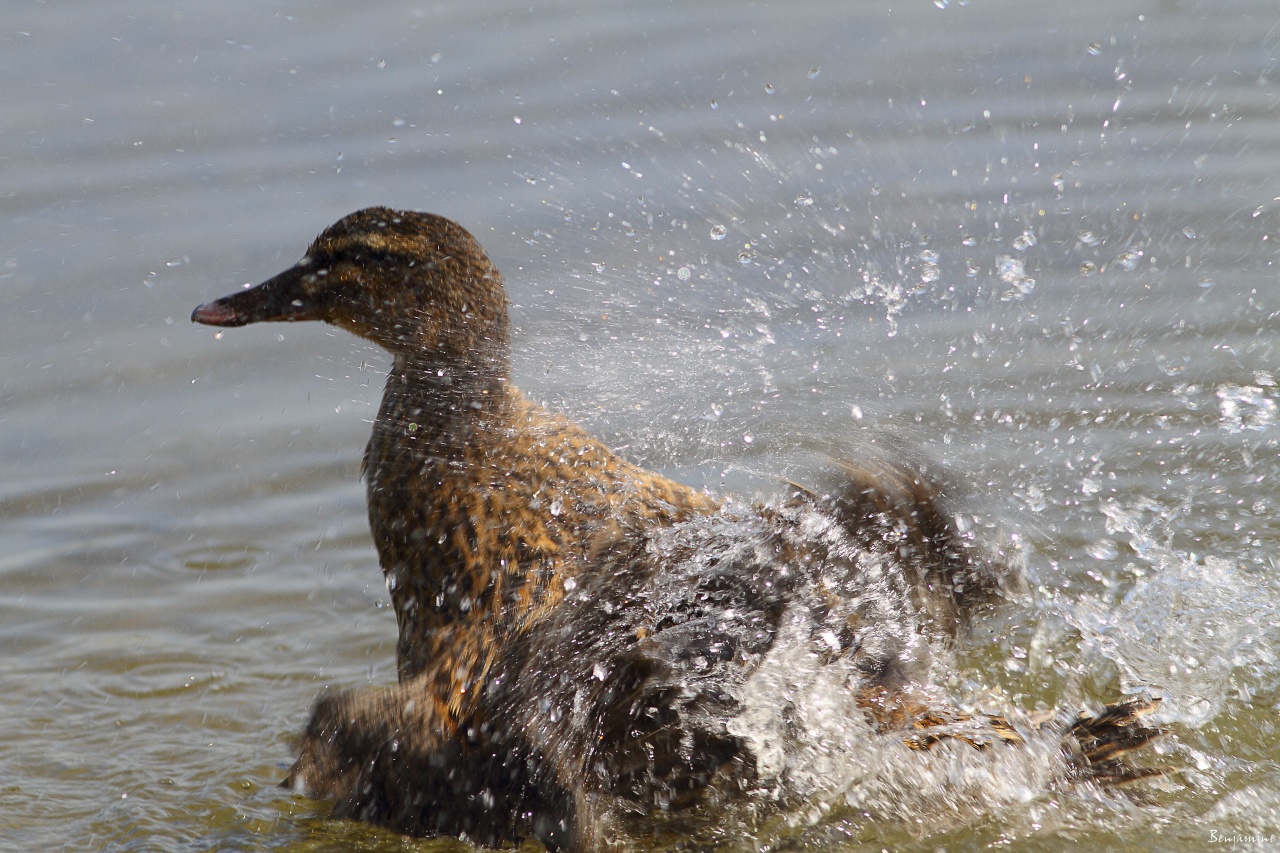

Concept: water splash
[[1065, 499, 1277, 727], [726, 609, 1070, 840], [1217, 384, 1277, 434]]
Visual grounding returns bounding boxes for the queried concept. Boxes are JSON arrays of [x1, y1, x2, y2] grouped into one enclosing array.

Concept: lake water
[[5, 1, 1280, 850]]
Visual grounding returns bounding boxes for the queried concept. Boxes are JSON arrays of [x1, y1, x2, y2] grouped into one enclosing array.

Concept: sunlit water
[[4, 1, 1280, 850]]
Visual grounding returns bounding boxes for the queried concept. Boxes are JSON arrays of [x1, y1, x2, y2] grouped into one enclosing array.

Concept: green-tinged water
[[4, 1, 1280, 850]]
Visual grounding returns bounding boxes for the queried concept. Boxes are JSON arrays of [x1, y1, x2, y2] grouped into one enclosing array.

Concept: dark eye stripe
[[340, 225, 449, 254], [311, 244, 436, 270]]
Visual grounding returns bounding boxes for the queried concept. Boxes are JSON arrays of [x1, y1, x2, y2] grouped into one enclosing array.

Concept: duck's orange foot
[[1065, 696, 1169, 786]]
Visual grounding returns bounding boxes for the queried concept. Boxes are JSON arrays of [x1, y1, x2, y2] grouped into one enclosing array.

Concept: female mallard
[[193, 208, 1162, 850]]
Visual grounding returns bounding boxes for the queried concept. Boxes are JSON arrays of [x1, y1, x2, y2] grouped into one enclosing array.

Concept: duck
[[192, 207, 1164, 850]]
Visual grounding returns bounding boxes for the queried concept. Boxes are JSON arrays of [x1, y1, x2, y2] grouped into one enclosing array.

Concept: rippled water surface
[[5, 1, 1280, 850]]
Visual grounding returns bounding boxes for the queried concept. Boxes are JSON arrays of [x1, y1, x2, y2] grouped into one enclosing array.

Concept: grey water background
[[5, 0, 1280, 849]]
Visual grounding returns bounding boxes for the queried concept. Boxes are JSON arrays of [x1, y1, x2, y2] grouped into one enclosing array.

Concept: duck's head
[[192, 207, 509, 369]]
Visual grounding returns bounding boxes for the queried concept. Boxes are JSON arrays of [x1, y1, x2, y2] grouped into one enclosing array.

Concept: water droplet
[[807, 66, 821, 80], [677, 266, 691, 281], [996, 255, 1036, 300], [709, 224, 727, 240], [1086, 43, 1102, 56], [742, 432, 754, 444], [1157, 355, 1189, 377], [1086, 539, 1118, 560], [1023, 484, 1047, 513], [1115, 249, 1143, 271], [764, 83, 775, 94]]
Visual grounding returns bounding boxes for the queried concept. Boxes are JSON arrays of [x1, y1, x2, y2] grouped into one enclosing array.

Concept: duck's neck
[[363, 346, 517, 666], [372, 347, 511, 457]]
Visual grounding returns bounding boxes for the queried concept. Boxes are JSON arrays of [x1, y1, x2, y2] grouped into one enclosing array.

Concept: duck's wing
[[506, 514, 806, 812]]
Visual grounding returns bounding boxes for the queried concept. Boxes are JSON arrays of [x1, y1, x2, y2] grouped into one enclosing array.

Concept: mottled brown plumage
[[193, 208, 1164, 850]]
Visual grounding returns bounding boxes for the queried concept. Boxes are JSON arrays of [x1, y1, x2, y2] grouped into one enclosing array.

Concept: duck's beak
[[192, 265, 324, 328]]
